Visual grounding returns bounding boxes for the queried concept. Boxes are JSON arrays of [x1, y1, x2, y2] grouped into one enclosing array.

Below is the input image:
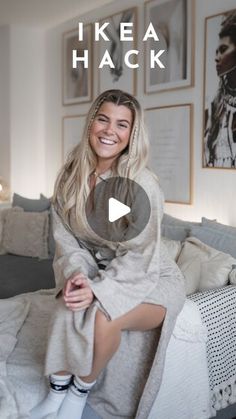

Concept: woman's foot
[[30, 374, 72, 419], [57, 376, 96, 419]]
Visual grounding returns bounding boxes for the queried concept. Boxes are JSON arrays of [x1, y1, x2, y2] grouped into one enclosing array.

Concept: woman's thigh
[[114, 303, 166, 332]]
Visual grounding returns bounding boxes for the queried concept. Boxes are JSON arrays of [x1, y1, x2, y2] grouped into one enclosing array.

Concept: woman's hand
[[63, 272, 94, 311]]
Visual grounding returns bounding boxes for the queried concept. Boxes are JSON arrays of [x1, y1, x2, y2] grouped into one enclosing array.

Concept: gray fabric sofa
[[0, 254, 55, 298]]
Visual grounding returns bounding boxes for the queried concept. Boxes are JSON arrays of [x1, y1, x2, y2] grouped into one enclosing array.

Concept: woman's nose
[[104, 122, 115, 134]]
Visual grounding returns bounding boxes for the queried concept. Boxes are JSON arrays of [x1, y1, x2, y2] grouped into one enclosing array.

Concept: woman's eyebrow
[[97, 113, 131, 125], [97, 112, 109, 119]]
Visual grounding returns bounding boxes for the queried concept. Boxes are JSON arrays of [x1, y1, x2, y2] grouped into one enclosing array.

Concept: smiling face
[[89, 101, 133, 170], [215, 35, 236, 76]]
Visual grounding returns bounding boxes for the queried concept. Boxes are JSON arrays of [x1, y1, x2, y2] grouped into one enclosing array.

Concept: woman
[[205, 13, 236, 168], [30, 89, 185, 419]]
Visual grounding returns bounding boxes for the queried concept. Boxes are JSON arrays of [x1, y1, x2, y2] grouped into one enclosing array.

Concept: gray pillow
[[161, 225, 190, 241], [161, 213, 201, 241], [13, 193, 50, 212], [190, 221, 236, 259], [162, 213, 198, 227]]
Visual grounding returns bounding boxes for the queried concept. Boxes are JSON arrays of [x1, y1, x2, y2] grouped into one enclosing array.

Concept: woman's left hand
[[64, 274, 94, 312]]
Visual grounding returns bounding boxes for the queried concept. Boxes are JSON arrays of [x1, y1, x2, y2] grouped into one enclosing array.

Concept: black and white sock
[[30, 373, 72, 419], [57, 375, 96, 419]]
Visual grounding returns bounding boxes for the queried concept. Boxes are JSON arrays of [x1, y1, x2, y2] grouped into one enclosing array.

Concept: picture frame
[[144, 0, 193, 93], [62, 25, 93, 105], [203, 9, 236, 169], [98, 7, 137, 95], [145, 104, 193, 204], [62, 115, 86, 162]]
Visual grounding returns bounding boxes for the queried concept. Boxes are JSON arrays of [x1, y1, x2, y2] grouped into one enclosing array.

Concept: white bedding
[[0, 290, 212, 419]]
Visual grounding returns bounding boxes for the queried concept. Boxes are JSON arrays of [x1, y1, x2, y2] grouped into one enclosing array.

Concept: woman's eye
[[118, 123, 128, 128]]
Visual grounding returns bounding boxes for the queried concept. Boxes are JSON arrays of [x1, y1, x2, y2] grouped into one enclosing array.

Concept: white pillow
[[161, 237, 182, 261], [177, 237, 236, 295], [2, 208, 49, 259]]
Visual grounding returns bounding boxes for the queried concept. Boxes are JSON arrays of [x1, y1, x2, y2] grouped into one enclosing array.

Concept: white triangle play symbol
[[108, 197, 131, 222]]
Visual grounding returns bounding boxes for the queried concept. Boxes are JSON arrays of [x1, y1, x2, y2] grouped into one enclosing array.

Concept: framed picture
[[62, 25, 92, 105], [98, 7, 137, 95], [203, 9, 236, 169], [144, 0, 193, 93], [62, 115, 86, 162], [145, 104, 193, 204]]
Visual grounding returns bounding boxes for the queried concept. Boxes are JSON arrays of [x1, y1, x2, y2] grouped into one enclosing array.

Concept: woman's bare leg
[[81, 303, 166, 383]]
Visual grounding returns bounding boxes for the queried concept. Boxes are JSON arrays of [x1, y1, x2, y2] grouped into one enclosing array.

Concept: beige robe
[[45, 168, 185, 419]]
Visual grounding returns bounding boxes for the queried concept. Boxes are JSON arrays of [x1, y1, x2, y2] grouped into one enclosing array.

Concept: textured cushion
[[161, 214, 201, 241], [12, 193, 51, 212], [162, 237, 182, 261], [12, 193, 54, 258], [0, 207, 23, 255], [177, 237, 236, 295], [190, 218, 236, 258], [2, 209, 49, 259]]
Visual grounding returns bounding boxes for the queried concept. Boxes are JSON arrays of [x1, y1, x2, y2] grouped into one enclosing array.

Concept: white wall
[[0, 25, 10, 183], [10, 26, 46, 197], [44, 0, 236, 226]]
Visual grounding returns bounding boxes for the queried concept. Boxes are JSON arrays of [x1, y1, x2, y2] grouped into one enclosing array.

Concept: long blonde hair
[[53, 89, 149, 227]]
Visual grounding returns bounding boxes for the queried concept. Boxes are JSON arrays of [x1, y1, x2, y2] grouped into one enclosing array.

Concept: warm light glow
[[0, 177, 10, 202]]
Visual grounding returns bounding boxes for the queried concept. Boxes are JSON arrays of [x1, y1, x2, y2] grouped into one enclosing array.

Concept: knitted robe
[[44, 168, 185, 419]]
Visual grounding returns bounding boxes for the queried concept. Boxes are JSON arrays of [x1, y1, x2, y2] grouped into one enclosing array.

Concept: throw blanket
[[0, 291, 212, 419], [0, 297, 30, 418], [190, 285, 236, 414]]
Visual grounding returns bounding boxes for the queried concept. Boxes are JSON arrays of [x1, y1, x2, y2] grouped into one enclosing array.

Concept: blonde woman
[[30, 90, 185, 419]]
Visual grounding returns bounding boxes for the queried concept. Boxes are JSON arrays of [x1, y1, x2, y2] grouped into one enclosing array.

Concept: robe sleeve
[[88, 173, 164, 320], [52, 206, 98, 290]]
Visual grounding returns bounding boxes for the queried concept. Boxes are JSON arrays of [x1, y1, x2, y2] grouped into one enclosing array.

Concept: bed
[[1, 196, 236, 418]]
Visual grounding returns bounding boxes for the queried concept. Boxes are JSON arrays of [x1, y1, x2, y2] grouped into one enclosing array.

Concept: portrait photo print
[[203, 9, 236, 169]]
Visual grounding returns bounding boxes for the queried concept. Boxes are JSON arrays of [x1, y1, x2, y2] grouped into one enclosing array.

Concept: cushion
[[0, 207, 23, 255], [177, 237, 236, 296], [161, 237, 182, 261], [229, 265, 236, 285], [161, 225, 190, 242], [12, 193, 55, 258], [161, 213, 201, 241], [190, 218, 236, 258], [2, 209, 49, 259], [12, 193, 51, 212]]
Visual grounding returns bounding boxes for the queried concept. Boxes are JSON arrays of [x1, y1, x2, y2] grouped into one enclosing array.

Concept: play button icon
[[108, 198, 130, 222], [85, 176, 151, 242]]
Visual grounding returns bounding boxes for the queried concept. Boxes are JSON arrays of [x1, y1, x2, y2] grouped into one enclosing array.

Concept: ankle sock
[[30, 374, 72, 419], [57, 375, 96, 419]]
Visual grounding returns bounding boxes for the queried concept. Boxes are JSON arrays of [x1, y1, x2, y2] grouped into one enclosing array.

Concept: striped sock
[[57, 375, 96, 419], [30, 374, 72, 419]]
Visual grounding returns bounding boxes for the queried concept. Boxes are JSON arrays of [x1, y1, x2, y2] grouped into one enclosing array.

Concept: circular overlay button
[[85, 177, 151, 242]]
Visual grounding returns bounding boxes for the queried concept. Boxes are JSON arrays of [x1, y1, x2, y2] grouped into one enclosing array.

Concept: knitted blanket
[[190, 285, 236, 414]]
